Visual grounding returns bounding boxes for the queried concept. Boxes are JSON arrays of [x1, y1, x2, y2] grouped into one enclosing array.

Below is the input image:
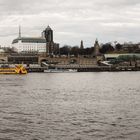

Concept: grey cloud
[[0, 0, 140, 46]]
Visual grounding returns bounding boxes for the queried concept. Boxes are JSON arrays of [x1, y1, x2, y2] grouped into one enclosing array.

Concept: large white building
[[12, 37, 46, 53], [12, 26, 59, 54]]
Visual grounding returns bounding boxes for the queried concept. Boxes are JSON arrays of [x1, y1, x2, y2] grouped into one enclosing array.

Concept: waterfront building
[[12, 26, 59, 54], [8, 53, 39, 64], [104, 53, 140, 61], [12, 37, 46, 53]]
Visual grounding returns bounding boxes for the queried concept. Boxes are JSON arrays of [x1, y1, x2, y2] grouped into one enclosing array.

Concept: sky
[[0, 0, 140, 47]]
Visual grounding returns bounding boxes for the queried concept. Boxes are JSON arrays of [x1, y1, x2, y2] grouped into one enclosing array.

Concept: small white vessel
[[44, 68, 77, 73]]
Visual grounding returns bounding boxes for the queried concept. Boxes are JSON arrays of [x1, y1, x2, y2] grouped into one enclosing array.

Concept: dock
[[26, 64, 140, 72], [26, 67, 47, 72]]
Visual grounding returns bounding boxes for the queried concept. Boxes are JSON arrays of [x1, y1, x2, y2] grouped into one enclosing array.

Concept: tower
[[80, 40, 84, 49], [44, 25, 53, 42], [44, 26, 54, 55], [93, 39, 100, 57]]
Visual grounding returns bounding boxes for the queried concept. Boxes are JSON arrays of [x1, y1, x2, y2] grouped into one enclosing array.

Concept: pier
[[53, 65, 140, 72], [26, 64, 140, 72]]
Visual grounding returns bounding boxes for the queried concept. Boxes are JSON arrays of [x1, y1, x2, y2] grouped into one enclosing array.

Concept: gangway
[[41, 62, 49, 67], [100, 61, 112, 66]]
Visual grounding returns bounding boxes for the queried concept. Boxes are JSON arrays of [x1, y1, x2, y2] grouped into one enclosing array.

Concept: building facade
[[12, 37, 46, 53]]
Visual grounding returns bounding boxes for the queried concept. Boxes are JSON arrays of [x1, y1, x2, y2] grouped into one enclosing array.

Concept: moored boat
[[0, 64, 27, 74], [44, 68, 77, 73]]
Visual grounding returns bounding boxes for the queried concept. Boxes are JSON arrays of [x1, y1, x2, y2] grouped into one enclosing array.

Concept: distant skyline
[[0, 0, 140, 47]]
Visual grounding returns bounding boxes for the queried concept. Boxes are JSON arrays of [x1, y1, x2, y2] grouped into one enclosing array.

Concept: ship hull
[[0, 65, 27, 74]]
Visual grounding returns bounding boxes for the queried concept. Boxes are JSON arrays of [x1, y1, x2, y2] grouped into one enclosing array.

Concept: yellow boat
[[0, 64, 27, 74]]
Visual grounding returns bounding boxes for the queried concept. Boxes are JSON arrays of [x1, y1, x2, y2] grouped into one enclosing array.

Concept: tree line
[[1, 42, 139, 55], [55, 42, 139, 56]]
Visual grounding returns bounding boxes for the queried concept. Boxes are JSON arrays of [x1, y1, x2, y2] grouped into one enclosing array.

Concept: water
[[0, 72, 140, 140]]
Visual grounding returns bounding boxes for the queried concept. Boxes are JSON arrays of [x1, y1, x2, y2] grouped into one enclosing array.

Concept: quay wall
[[27, 65, 140, 72], [39, 57, 98, 65], [0, 53, 99, 65]]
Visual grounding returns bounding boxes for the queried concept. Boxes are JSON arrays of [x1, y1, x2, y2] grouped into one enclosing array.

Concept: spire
[[95, 38, 98, 44], [46, 25, 52, 30], [19, 25, 21, 38]]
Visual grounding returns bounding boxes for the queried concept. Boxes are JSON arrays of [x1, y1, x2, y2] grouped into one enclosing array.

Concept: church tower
[[93, 39, 100, 57], [80, 40, 84, 49]]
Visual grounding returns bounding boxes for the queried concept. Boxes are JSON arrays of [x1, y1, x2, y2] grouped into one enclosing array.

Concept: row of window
[[12, 43, 48, 52]]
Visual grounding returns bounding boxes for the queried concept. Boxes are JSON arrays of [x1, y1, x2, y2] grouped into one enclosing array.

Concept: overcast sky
[[0, 0, 140, 47]]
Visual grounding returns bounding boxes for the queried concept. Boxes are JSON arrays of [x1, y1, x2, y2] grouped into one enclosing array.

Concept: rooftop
[[12, 37, 46, 44]]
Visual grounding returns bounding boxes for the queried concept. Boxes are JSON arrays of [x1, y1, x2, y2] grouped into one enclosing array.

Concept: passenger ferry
[[0, 64, 27, 74]]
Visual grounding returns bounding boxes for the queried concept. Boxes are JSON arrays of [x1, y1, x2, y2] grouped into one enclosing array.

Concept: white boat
[[44, 68, 77, 73]]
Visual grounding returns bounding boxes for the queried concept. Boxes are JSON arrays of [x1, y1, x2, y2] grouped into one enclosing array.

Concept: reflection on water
[[0, 72, 140, 140]]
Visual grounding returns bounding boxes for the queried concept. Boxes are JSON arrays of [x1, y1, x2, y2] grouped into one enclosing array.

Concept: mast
[[19, 25, 21, 38]]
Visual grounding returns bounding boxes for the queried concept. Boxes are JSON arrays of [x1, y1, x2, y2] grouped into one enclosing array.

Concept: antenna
[[19, 25, 21, 38]]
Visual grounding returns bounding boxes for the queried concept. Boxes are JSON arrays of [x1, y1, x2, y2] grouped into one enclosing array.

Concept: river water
[[0, 72, 140, 140]]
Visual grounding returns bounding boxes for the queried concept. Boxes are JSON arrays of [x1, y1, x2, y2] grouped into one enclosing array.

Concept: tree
[[100, 43, 114, 54], [70, 46, 79, 56], [115, 43, 122, 51], [60, 45, 71, 55]]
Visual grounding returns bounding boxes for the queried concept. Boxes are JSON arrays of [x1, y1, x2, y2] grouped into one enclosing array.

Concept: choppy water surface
[[0, 72, 140, 140]]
